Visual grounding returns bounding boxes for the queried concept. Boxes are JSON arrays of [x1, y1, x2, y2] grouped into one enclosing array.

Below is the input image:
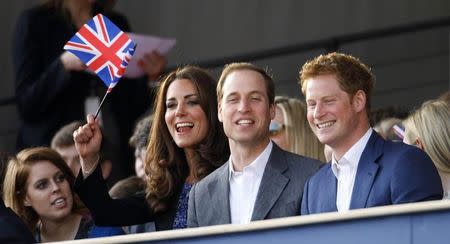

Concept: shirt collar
[[228, 141, 273, 180], [331, 128, 373, 177]]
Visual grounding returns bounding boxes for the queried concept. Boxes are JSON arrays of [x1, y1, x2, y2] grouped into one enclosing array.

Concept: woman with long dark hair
[[73, 66, 229, 230]]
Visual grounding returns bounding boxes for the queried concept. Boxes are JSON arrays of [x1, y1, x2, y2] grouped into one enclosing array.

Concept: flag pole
[[94, 91, 109, 120]]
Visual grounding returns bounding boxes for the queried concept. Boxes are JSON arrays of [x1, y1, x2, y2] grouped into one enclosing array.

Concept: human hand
[[60, 51, 86, 71], [138, 51, 167, 81], [73, 114, 102, 173]]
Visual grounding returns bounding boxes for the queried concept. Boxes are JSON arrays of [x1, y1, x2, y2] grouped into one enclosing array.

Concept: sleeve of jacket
[[74, 166, 154, 226], [0, 200, 36, 243], [13, 9, 71, 122], [300, 177, 310, 215], [391, 147, 443, 203]]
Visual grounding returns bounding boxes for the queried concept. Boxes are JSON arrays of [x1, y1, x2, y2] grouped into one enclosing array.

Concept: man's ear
[[218, 101, 223, 122], [352, 90, 367, 113], [415, 138, 425, 150], [270, 103, 276, 120]]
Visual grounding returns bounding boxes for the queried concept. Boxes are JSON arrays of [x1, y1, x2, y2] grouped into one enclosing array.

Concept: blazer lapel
[[208, 163, 231, 224], [251, 145, 289, 221], [321, 168, 338, 212], [349, 132, 383, 209]]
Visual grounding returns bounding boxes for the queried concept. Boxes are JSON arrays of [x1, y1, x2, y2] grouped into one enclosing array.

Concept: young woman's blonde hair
[[403, 100, 450, 173], [275, 96, 326, 162]]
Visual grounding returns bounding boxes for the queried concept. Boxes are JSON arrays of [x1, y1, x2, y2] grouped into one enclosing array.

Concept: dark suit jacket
[[301, 132, 443, 214], [187, 143, 322, 227], [0, 199, 35, 243], [74, 166, 180, 231]]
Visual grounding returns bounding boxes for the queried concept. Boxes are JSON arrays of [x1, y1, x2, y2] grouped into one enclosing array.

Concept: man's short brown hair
[[51, 121, 83, 149], [299, 52, 375, 114], [217, 62, 275, 104]]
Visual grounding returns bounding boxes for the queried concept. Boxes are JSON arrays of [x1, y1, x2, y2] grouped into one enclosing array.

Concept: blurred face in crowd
[[24, 160, 73, 222], [305, 74, 363, 151], [403, 128, 423, 149], [165, 79, 209, 149], [54, 145, 80, 176], [134, 148, 146, 178], [218, 69, 275, 147], [270, 105, 287, 150]]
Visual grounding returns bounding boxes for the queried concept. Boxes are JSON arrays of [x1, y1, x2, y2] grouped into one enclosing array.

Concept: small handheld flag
[[63, 14, 136, 118], [93, 44, 136, 118]]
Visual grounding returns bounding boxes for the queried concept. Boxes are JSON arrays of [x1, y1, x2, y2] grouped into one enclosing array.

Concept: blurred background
[[1, 0, 449, 153]]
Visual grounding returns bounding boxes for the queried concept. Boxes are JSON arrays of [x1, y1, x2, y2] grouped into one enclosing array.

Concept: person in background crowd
[[128, 115, 153, 179], [51, 121, 114, 187], [270, 96, 326, 162], [373, 117, 403, 141], [438, 91, 450, 104], [108, 176, 146, 200], [52, 121, 90, 176], [0, 198, 35, 244], [299, 52, 442, 214], [13, 0, 167, 184], [108, 176, 155, 233], [403, 100, 450, 198], [0, 152, 35, 243], [369, 106, 408, 128]]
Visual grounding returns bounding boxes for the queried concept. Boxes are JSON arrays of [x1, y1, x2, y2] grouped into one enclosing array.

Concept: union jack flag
[[64, 14, 136, 91]]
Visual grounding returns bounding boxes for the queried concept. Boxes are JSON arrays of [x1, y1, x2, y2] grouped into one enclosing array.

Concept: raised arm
[[73, 114, 102, 178], [73, 115, 153, 226]]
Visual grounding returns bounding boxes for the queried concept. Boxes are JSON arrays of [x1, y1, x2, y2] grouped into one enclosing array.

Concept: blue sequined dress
[[172, 183, 193, 229]]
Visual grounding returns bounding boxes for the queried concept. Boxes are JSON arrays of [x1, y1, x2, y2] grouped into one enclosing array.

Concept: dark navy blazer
[[301, 132, 443, 214]]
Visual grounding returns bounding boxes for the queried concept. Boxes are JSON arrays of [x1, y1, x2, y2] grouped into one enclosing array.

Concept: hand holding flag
[[63, 13, 136, 118]]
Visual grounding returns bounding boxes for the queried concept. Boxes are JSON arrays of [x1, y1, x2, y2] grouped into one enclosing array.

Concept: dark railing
[[2, 16, 449, 107]]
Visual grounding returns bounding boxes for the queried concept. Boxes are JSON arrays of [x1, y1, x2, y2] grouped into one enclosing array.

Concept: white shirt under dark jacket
[[229, 141, 273, 224], [331, 128, 373, 212]]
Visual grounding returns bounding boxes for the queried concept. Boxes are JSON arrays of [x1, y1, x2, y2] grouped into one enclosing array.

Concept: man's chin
[[317, 135, 334, 146], [232, 136, 257, 144]]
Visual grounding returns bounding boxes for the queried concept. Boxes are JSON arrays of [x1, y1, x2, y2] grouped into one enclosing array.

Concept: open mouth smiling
[[176, 122, 194, 132], [316, 121, 335, 129]]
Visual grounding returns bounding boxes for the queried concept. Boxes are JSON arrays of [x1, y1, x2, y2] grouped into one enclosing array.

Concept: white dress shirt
[[229, 142, 273, 224], [331, 128, 373, 212]]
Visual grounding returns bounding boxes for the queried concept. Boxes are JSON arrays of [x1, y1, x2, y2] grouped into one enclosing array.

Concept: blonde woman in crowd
[[403, 100, 450, 198], [270, 96, 326, 162]]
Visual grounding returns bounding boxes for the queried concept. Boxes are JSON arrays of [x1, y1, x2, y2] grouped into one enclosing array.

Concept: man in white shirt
[[300, 52, 442, 214], [188, 63, 321, 227]]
